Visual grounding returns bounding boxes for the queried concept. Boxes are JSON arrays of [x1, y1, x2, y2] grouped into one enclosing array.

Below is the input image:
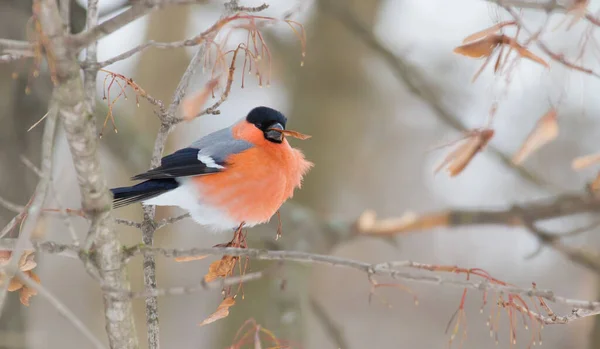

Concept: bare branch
[[16, 271, 107, 349], [0, 39, 33, 52], [500, 5, 600, 79], [0, 102, 57, 314], [106, 270, 266, 299], [0, 196, 25, 214], [155, 213, 190, 230], [118, 245, 600, 324], [357, 194, 600, 273], [69, 0, 210, 50], [21, 156, 81, 246], [486, 0, 600, 27]]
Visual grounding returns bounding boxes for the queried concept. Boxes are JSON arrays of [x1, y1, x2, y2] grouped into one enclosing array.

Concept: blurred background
[[1, 0, 600, 348]]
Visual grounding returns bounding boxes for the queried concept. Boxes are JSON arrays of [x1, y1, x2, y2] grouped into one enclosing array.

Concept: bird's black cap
[[246, 106, 287, 131]]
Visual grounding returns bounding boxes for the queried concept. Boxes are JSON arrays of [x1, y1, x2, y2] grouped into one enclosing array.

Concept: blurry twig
[[500, 5, 600, 79], [70, 0, 211, 49], [0, 101, 57, 314], [485, 0, 600, 27], [356, 194, 600, 272], [0, 196, 25, 214], [323, 0, 563, 193], [16, 271, 107, 349]]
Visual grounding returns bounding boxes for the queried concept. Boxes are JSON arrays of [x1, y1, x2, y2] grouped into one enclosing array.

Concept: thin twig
[[0, 101, 57, 314], [155, 213, 190, 230], [0, 196, 25, 213], [69, 0, 210, 50], [21, 156, 81, 246], [16, 271, 107, 349]]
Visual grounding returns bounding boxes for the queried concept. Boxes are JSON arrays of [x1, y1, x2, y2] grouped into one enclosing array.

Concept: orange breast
[[192, 139, 312, 225]]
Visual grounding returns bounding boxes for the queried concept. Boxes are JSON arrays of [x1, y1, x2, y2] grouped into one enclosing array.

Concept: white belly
[[141, 182, 261, 232]]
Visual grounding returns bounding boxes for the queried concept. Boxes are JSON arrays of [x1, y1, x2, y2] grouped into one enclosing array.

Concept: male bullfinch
[[110, 106, 313, 231]]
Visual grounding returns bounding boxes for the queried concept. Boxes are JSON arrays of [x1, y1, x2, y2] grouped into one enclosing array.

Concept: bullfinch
[[110, 106, 313, 231]]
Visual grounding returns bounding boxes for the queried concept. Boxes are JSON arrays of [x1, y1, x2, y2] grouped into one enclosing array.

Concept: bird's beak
[[265, 122, 284, 143]]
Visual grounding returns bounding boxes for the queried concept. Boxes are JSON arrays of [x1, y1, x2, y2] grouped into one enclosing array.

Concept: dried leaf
[[198, 296, 235, 326], [19, 250, 37, 271], [509, 39, 549, 67], [454, 36, 501, 58], [268, 128, 312, 140], [462, 21, 517, 43], [174, 255, 209, 262], [204, 255, 237, 282], [0, 250, 40, 305], [8, 278, 23, 292], [19, 271, 40, 306], [572, 152, 600, 170], [512, 109, 558, 164], [435, 129, 494, 177], [182, 77, 220, 121]]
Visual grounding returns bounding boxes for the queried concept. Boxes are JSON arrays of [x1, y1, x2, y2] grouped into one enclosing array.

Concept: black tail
[[111, 179, 179, 208]]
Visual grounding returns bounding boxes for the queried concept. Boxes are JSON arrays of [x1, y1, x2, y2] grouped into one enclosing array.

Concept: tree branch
[[35, 1, 138, 347], [0, 101, 57, 314], [356, 194, 600, 273], [69, 0, 209, 50]]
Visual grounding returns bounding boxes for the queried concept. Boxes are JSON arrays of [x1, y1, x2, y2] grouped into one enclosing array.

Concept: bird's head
[[245, 106, 288, 143]]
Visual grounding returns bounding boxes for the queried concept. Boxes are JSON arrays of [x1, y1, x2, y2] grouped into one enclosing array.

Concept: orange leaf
[[204, 255, 237, 283], [454, 36, 501, 58], [267, 128, 312, 140], [461, 21, 517, 43], [572, 152, 600, 170], [174, 255, 209, 262], [435, 129, 494, 177], [19, 271, 40, 306], [198, 296, 236, 326], [512, 109, 558, 164], [509, 40, 549, 68], [182, 77, 220, 121]]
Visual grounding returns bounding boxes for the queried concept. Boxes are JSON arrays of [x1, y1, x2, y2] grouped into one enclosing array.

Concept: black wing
[[131, 147, 225, 180]]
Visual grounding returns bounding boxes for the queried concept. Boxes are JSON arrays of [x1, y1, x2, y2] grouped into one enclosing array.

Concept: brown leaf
[[174, 255, 209, 262], [198, 296, 236, 326], [461, 21, 517, 43], [572, 152, 600, 170], [182, 77, 220, 121], [19, 271, 40, 306], [512, 109, 558, 164], [0, 250, 40, 305], [204, 255, 237, 283], [435, 129, 494, 177], [454, 36, 501, 58], [507, 38, 549, 68]]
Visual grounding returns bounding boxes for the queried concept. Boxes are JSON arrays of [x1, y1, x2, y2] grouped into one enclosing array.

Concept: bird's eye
[[255, 123, 262, 129]]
